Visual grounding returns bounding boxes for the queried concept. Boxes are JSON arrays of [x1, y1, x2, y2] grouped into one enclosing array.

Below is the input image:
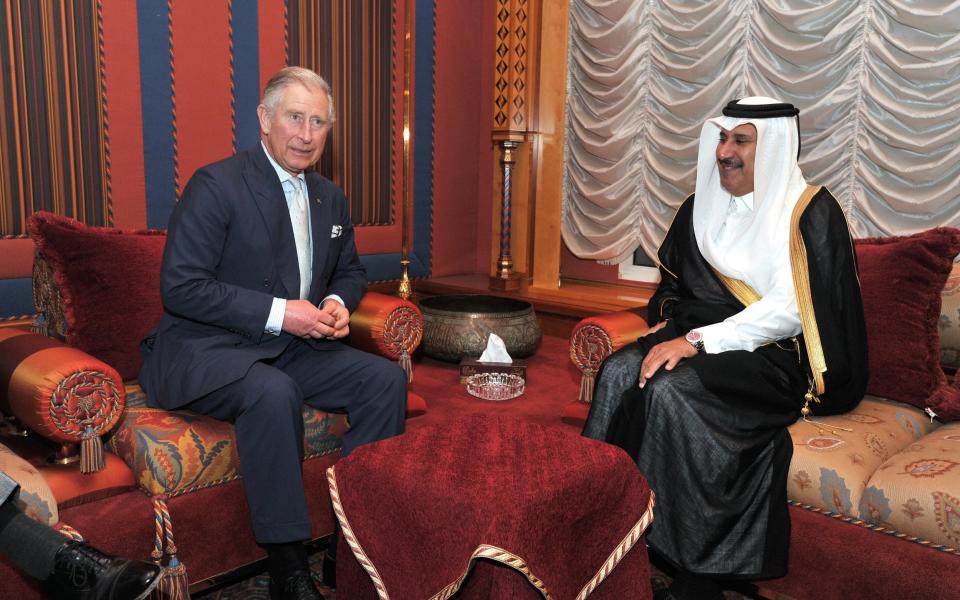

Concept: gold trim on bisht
[[654, 194, 693, 282], [713, 270, 761, 307], [789, 185, 826, 395]]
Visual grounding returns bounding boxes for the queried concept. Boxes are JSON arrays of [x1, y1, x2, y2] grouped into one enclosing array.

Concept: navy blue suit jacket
[[139, 144, 367, 409]]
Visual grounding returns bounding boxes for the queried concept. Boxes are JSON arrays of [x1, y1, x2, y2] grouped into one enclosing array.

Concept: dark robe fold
[[583, 186, 867, 579]]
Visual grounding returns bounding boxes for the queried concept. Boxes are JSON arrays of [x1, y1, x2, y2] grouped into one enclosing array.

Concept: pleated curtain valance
[[562, 0, 960, 266]]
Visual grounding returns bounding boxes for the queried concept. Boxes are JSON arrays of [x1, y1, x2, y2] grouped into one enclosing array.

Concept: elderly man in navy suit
[[139, 67, 407, 600]]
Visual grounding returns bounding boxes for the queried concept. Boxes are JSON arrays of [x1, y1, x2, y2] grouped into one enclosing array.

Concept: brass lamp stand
[[490, 140, 524, 291], [490, 0, 538, 292], [397, 0, 413, 300]]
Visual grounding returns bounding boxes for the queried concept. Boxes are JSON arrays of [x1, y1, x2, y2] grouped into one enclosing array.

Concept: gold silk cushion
[[860, 421, 960, 549], [0, 443, 58, 526], [107, 406, 347, 496], [941, 262, 960, 372], [0, 329, 124, 447], [787, 397, 940, 518], [348, 292, 423, 362], [569, 311, 649, 374], [568, 311, 648, 405]]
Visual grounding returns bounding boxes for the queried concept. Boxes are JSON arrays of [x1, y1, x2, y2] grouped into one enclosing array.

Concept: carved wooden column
[[490, 0, 539, 291]]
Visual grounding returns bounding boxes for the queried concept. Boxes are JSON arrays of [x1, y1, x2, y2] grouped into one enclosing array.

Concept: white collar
[[733, 192, 754, 212], [261, 141, 305, 188]]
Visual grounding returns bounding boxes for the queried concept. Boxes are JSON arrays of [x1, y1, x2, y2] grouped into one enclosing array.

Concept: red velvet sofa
[[0, 212, 424, 597], [566, 229, 960, 600]]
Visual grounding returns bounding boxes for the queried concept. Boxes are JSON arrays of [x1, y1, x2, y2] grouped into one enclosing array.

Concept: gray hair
[[261, 66, 336, 124]]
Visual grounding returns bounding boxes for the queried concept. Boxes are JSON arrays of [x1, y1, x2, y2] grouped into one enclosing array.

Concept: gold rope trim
[[789, 185, 827, 395], [788, 500, 960, 556], [712, 270, 761, 307], [326, 465, 391, 599], [576, 490, 656, 600], [429, 544, 552, 600], [328, 459, 656, 600]]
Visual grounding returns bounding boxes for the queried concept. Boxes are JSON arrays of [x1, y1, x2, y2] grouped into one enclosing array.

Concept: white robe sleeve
[[694, 261, 802, 353]]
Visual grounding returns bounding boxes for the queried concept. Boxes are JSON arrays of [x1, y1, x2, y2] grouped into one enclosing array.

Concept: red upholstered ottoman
[[327, 414, 654, 599]]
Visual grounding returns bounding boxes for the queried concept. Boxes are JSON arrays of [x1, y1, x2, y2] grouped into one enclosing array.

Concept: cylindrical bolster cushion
[[349, 292, 423, 361], [569, 311, 649, 372], [0, 329, 124, 444]]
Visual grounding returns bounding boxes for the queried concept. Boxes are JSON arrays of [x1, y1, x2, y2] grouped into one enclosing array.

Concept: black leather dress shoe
[[269, 568, 324, 600], [321, 552, 336, 590], [44, 541, 162, 600]]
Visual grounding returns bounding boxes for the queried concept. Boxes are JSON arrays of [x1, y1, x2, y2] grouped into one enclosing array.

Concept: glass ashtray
[[465, 372, 525, 401]]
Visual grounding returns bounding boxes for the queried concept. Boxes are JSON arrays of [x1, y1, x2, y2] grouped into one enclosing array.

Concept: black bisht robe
[[584, 186, 867, 578]]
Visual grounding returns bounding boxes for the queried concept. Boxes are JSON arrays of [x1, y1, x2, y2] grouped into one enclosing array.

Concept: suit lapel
[[306, 174, 332, 302], [243, 146, 300, 298]]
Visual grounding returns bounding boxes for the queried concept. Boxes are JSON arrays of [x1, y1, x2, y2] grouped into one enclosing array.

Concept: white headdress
[[691, 97, 807, 295]]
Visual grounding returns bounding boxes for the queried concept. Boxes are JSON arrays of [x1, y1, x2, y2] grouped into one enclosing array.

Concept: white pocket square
[[331, 225, 342, 238]]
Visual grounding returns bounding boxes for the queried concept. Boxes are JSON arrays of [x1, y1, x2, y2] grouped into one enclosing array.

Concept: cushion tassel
[[150, 496, 190, 599], [80, 426, 105, 474], [578, 368, 595, 404], [400, 349, 413, 383], [56, 523, 84, 542]]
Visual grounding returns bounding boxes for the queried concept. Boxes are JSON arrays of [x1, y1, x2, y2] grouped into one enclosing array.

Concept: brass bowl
[[418, 295, 542, 362]]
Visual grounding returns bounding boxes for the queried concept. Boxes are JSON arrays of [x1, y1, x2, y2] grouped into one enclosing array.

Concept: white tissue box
[[458, 358, 527, 384]]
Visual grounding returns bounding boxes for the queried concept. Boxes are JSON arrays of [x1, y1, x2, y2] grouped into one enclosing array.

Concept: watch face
[[685, 330, 702, 343]]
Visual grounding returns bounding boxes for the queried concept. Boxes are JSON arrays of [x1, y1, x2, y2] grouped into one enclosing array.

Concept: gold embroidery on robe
[[789, 185, 827, 395]]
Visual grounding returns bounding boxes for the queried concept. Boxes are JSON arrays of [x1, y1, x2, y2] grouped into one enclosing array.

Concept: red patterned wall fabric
[[0, 1, 110, 237]]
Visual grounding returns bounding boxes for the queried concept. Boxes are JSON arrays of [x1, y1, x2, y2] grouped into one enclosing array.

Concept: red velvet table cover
[[327, 414, 654, 599]]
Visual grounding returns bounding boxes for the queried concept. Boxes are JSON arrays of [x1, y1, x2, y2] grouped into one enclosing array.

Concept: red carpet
[[407, 334, 584, 432]]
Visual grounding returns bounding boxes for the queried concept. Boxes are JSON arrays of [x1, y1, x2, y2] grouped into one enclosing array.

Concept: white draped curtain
[[562, 0, 960, 266]]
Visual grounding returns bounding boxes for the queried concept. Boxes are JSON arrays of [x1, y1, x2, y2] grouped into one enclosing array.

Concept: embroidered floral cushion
[[107, 406, 347, 496], [787, 396, 940, 518], [860, 420, 960, 550]]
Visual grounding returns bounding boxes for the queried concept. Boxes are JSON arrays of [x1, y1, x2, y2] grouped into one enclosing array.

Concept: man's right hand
[[282, 299, 339, 338]]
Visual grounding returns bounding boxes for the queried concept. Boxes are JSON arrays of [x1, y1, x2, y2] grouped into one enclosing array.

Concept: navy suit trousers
[[186, 339, 407, 544]]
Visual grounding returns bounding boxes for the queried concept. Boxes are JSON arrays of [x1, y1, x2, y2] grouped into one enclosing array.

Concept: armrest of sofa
[[569, 311, 649, 405], [0, 329, 125, 474], [349, 292, 423, 382]]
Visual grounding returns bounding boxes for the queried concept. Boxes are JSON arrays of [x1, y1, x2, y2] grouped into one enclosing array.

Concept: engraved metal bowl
[[418, 294, 542, 362], [465, 373, 525, 401]]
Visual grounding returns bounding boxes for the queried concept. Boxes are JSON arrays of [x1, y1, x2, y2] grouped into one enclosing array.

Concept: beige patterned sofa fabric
[[0, 443, 59, 526], [787, 397, 939, 518], [863, 421, 960, 550]]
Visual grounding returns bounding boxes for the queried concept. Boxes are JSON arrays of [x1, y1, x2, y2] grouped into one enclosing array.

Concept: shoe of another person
[[321, 552, 336, 590], [269, 568, 324, 600], [44, 541, 162, 600]]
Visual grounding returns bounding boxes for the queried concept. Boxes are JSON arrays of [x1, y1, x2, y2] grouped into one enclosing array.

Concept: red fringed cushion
[[28, 212, 166, 380], [856, 228, 960, 420]]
